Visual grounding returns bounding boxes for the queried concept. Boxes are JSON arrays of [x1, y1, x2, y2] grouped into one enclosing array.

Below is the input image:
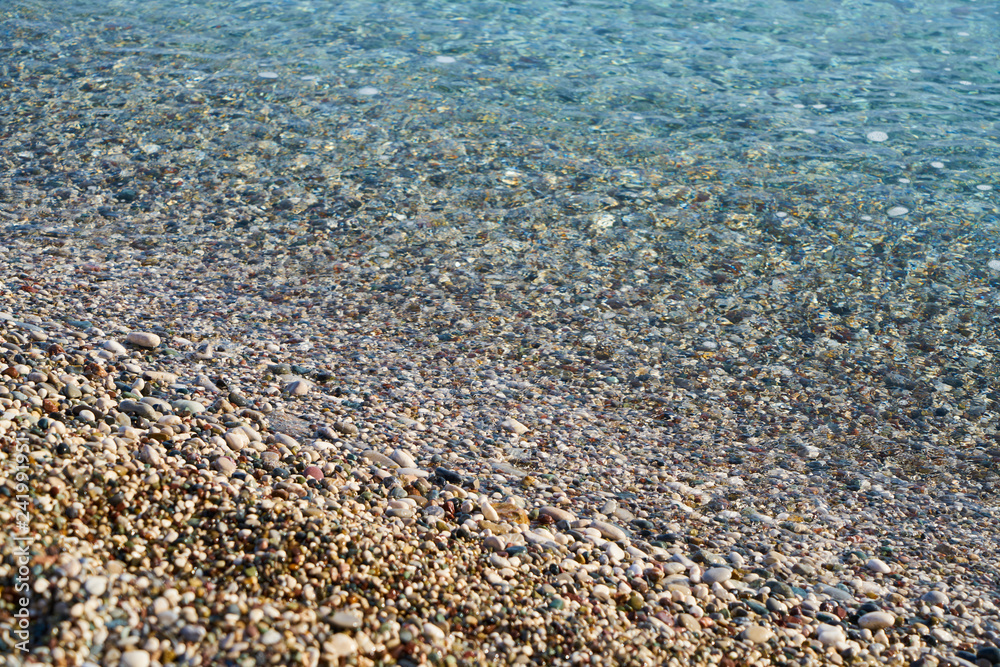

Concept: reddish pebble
[[304, 465, 323, 480]]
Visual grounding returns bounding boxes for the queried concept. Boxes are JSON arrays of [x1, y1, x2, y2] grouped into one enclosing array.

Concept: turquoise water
[[2, 0, 998, 259]]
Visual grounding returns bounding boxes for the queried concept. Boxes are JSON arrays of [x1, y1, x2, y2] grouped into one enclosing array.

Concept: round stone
[[84, 575, 108, 597], [866, 130, 889, 142], [304, 465, 324, 480], [702, 567, 733, 585], [120, 651, 151, 667], [260, 629, 282, 645], [214, 456, 237, 475], [283, 379, 312, 396], [817, 624, 846, 646], [858, 610, 895, 630], [125, 332, 161, 348], [741, 625, 773, 644], [423, 622, 446, 641]]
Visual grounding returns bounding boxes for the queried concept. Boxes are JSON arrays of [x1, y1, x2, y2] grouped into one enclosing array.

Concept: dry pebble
[[125, 332, 161, 348]]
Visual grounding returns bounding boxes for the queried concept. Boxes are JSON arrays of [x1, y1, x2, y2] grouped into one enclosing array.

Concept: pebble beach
[[2, 0, 1000, 666]]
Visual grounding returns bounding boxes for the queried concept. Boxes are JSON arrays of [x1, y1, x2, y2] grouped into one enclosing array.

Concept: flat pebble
[[539, 506, 575, 523], [501, 417, 528, 435], [590, 519, 627, 541]]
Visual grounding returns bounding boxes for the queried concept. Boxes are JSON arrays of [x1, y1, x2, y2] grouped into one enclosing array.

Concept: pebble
[[324, 634, 358, 658], [741, 625, 773, 644], [283, 378, 313, 396], [119, 650, 151, 667], [866, 558, 891, 574], [390, 448, 417, 468], [921, 590, 950, 606], [214, 456, 238, 475], [858, 610, 895, 630], [84, 575, 108, 597], [171, 399, 206, 414], [539, 506, 576, 523], [260, 629, 283, 645], [817, 624, 847, 647], [590, 519, 627, 541], [702, 567, 732, 585], [103, 340, 127, 355], [331, 610, 363, 629], [125, 332, 161, 348], [501, 417, 528, 435]]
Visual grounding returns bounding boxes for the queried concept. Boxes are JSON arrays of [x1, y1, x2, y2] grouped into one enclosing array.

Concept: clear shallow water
[[2, 0, 998, 260]]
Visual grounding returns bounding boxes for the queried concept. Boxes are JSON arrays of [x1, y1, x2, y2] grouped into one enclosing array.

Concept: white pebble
[[84, 575, 108, 597], [866, 558, 891, 574], [125, 332, 161, 348], [119, 650, 151, 667], [866, 130, 889, 142], [886, 206, 909, 217], [858, 610, 895, 630], [102, 340, 127, 355], [324, 633, 358, 658], [501, 417, 528, 435], [283, 379, 313, 396], [423, 622, 446, 641]]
